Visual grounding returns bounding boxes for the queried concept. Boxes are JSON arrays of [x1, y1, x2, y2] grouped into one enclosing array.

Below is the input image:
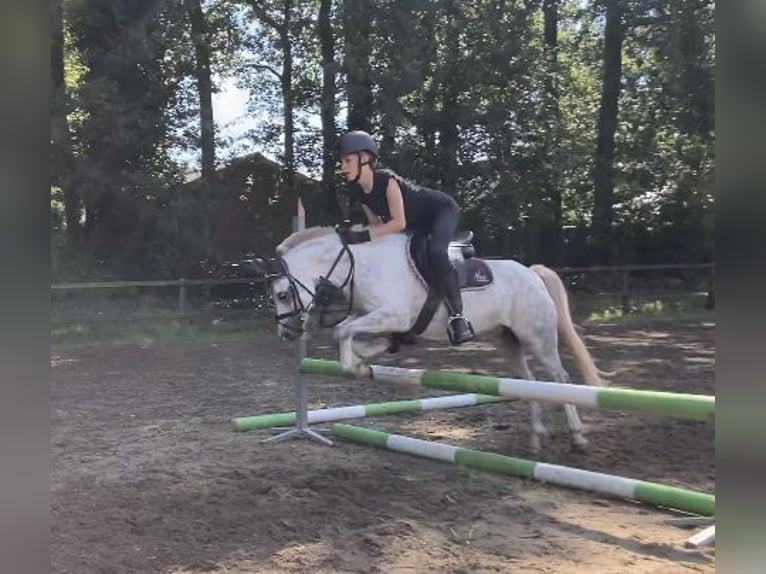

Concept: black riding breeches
[[424, 201, 463, 315], [426, 204, 458, 278]]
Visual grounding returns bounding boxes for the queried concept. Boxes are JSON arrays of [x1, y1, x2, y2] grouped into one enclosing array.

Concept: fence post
[[178, 278, 187, 315], [620, 268, 631, 316]]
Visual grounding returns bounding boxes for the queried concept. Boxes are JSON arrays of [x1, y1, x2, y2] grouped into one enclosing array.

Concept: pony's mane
[[276, 226, 336, 255]]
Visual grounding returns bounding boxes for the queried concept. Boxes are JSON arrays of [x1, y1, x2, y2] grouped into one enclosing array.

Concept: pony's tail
[[530, 264, 610, 387]]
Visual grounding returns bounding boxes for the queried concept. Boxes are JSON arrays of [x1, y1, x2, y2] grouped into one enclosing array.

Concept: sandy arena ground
[[51, 319, 715, 573]]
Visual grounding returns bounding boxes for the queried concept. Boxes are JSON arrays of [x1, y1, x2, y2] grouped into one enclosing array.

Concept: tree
[[51, 0, 82, 242], [248, 0, 296, 194], [540, 0, 564, 265], [66, 0, 183, 276], [342, 0, 373, 131], [608, 0, 714, 263], [318, 0, 341, 221], [591, 0, 623, 263], [437, 0, 461, 194], [52, 0, 716, 279], [185, 0, 216, 180]]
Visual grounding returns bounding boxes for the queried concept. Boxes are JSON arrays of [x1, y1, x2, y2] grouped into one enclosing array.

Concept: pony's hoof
[[386, 338, 400, 353], [357, 364, 372, 379], [571, 436, 589, 452], [338, 359, 356, 376]]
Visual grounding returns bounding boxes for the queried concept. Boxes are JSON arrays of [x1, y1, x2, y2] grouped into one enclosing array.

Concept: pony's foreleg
[[335, 309, 407, 377], [338, 335, 366, 376], [336, 335, 391, 378], [351, 337, 392, 362]]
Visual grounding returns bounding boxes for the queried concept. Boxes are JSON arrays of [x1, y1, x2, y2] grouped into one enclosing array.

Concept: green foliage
[[52, 0, 715, 281], [583, 296, 714, 323]]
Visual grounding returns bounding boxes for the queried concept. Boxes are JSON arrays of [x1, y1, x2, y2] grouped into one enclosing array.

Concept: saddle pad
[[459, 258, 493, 289]]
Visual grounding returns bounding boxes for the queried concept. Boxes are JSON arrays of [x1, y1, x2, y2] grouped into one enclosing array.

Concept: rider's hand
[[336, 227, 371, 245], [335, 220, 352, 233]]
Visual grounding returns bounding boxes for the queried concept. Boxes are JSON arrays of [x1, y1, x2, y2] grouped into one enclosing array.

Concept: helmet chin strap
[[351, 152, 373, 184]]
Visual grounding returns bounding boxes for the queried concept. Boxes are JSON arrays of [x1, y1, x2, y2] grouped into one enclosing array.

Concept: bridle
[[267, 243, 357, 335]]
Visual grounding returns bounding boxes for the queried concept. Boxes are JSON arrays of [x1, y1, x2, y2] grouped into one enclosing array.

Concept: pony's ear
[[235, 257, 270, 278], [263, 257, 286, 278], [235, 256, 287, 280]]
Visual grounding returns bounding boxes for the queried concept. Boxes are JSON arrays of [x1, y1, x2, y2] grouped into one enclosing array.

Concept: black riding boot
[[440, 269, 475, 345]]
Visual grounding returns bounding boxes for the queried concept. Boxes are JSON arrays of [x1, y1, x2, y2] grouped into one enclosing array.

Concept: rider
[[335, 129, 475, 345]]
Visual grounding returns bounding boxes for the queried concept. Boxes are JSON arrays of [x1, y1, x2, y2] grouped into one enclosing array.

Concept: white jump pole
[[300, 359, 715, 420], [332, 423, 716, 517], [233, 393, 512, 431]]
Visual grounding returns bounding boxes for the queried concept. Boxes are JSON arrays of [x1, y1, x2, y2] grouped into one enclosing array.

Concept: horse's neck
[[290, 233, 407, 281], [288, 238, 339, 270], [351, 235, 410, 286]]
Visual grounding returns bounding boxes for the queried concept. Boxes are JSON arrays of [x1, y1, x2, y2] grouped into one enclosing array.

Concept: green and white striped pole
[[301, 359, 714, 420], [332, 424, 715, 517], [232, 393, 512, 431]]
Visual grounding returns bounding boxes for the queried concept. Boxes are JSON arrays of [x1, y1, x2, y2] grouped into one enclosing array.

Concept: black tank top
[[350, 170, 455, 231]]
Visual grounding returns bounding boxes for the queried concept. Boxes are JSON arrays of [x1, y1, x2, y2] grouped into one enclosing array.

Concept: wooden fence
[[51, 263, 714, 323]]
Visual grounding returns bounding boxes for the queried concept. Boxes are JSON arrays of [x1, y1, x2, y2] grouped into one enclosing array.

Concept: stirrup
[[447, 315, 475, 345]]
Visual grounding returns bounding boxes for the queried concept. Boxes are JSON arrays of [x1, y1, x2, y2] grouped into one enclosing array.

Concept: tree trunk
[[439, 2, 460, 193], [247, 1, 296, 199], [542, 0, 564, 265], [378, 101, 396, 159], [186, 0, 216, 181], [592, 0, 622, 264], [318, 0, 340, 221], [661, 0, 713, 138], [421, 84, 438, 185], [418, 6, 439, 187], [281, 0, 295, 197], [51, 0, 82, 242], [343, 0, 373, 131]]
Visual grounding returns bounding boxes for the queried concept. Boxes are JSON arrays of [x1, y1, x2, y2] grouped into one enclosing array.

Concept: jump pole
[[232, 393, 513, 431], [685, 524, 715, 548], [301, 359, 715, 420], [332, 423, 715, 517]]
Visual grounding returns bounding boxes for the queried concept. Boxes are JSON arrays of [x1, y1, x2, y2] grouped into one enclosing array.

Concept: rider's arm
[[369, 178, 407, 239], [361, 204, 382, 225]]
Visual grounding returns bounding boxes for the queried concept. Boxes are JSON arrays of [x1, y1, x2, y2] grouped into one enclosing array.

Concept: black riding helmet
[[337, 130, 378, 183], [337, 130, 378, 158]]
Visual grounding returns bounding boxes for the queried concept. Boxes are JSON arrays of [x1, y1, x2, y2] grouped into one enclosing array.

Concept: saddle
[[388, 230, 493, 351], [408, 230, 493, 290]]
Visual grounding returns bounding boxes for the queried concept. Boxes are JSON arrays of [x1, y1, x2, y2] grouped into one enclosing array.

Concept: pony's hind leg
[[563, 404, 588, 451], [499, 328, 548, 454], [529, 338, 589, 451]]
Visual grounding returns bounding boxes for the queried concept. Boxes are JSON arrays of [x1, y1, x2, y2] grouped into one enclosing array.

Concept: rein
[[313, 242, 356, 328]]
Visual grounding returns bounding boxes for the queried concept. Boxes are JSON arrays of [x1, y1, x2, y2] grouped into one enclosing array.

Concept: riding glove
[[336, 226, 371, 245]]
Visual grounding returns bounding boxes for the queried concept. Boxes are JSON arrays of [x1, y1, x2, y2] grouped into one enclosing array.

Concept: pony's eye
[[276, 291, 288, 301]]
